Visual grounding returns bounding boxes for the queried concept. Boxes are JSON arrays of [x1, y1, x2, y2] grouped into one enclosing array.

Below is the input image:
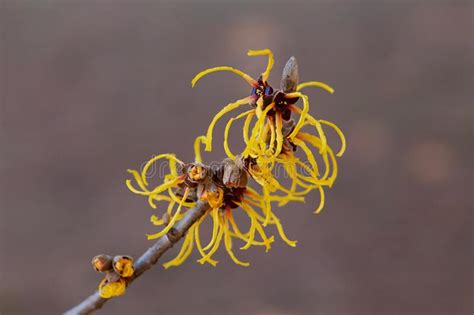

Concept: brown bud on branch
[[280, 56, 299, 93]]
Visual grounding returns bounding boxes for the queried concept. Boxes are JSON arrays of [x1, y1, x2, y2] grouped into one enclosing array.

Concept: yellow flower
[[196, 50, 347, 213], [191, 48, 335, 161], [125, 153, 202, 239], [163, 185, 303, 269], [191, 49, 347, 214], [98, 278, 126, 299], [126, 152, 300, 268], [271, 115, 346, 213], [124, 49, 347, 269]]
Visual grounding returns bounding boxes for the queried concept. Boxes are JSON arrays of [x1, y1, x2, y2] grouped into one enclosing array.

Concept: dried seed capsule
[[91, 254, 113, 272], [98, 277, 126, 299], [112, 255, 134, 278], [222, 158, 248, 188], [280, 56, 299, 93]]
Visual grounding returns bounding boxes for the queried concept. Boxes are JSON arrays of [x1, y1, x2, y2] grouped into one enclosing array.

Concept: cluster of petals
[[126, 49, 346, 268]]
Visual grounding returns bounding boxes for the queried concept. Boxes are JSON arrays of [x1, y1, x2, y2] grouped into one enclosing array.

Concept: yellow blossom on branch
[[192, 49, 346, 214], [126, 152, 301, 268]]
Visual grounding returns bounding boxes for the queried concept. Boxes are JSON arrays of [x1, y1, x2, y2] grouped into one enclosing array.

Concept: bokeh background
[[1, 1, 472, 314]]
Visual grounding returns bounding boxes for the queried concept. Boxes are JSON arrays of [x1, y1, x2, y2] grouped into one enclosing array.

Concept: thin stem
[[64, 201, 211, 315]]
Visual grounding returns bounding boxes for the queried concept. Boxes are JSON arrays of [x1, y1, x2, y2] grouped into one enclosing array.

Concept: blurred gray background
[[0, 1, 472, 314]]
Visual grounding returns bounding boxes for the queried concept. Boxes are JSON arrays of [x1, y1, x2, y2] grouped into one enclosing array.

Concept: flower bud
[[112, 255, 134, 278], [91, 254, 113, 272], [98, 278, 126, 299], [280, 56, 298, 93]]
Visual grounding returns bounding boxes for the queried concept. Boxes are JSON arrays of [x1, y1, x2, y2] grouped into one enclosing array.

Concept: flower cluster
[[193, 49, 346, 213], [126, 49, 346, 270], [126, 154, 299, 268], [92, 254, 134, 298]]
